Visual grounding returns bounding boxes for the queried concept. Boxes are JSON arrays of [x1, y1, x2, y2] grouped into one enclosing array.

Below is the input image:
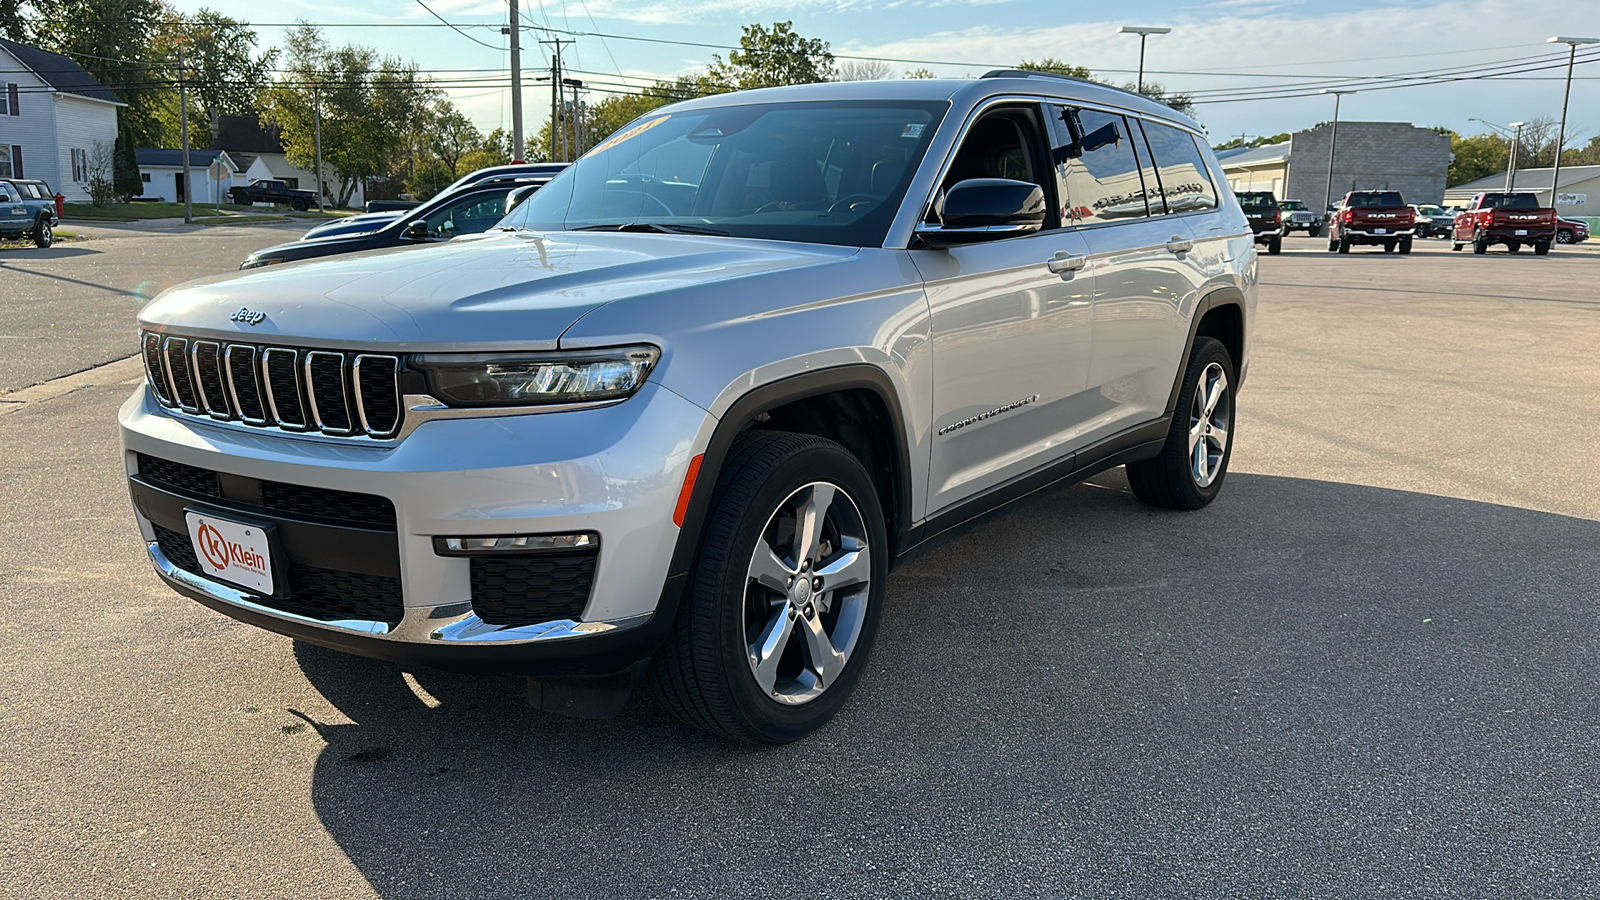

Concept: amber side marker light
[[673, 454, 704, 528]]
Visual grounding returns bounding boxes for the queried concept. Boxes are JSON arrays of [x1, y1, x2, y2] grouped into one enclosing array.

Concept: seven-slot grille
[[141, 331, 402, 438]]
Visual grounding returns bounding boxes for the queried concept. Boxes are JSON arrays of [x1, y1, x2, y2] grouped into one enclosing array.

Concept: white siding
[[52, 94, 119, 202], [0, 46, 65, 190], [249, 152, 364, 207], [137, 161, 236, 204]]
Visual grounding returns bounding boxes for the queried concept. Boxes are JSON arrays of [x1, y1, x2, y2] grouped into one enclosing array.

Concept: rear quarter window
[[1140, 121, 1218, 214]]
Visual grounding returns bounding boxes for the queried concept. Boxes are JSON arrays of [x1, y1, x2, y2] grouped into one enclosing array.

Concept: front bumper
[[119, 380, 712, 674]]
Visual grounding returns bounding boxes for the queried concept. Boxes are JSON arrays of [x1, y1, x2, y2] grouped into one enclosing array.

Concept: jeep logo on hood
[[229, 307, 267, 326]]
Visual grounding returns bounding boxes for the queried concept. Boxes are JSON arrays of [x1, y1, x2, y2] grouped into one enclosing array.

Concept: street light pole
[[1320, 90, 1354, 216], [1507, 121, 1526, 191], [1117, 26, 1171, 94], [1547, 37, 1598, 209]]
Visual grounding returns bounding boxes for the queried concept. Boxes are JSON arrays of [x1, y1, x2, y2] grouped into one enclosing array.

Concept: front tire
[[654, 432, 888, 744], [1557, 230, 1574, 244], [1126, 337, 1235, 511], [1266, 236, 1282, 255], [1338, 236, 1351, 254], [32, 218, 52, 248]]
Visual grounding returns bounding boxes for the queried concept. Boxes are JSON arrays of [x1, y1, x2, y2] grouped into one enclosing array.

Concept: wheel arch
[[1164, 285, 1247, 417], [665, 365, 915, 583]]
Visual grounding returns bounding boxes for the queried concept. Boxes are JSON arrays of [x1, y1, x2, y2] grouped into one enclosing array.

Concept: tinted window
[[1481, 193, 1540, 209], [1053, 107, 1149, 225], [417, 189, 514, 238], [1347, 191, 1405, 207], [507, 100, 946, 248], [1141, 121, 1218, 214], [1280, 199, 1307, 211], [0, 184, 15, 202], [1235, 192, 1277, 209]]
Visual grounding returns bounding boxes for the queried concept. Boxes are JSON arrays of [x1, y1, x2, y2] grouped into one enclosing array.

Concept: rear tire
[[1266, 236, 1282, 255], [32, 218, 52, 248], [653, 431, 888, 744], [1507, 241, 1520, 253], [1126, 337, 1235, 511], [1338, 236, 1351, 254], [1451, 242, 1464, 251], [1473, 231, 1488, 254], [1398, 236, 1412, 255], [1534, 241, 1551, 256], [1383, 241, 1395, 253], [1327, 237, 1338, 252]]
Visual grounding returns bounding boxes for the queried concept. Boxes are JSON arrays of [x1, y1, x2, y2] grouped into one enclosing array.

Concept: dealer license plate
[[1374, 228, 1387, 234], [1515, 229, 1528, 236], [186, 511, 274, 594]]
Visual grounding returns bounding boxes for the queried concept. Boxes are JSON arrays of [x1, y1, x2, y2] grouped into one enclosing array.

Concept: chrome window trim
[[302, 350, 354, 435], [222, 343, 270, 426], [261, 347, 307, 430], [351, 354, 402, 438]]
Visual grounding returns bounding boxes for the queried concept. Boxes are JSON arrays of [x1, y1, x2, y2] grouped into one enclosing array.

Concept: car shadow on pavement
[[0, 246, 99, 259], [292, 471, 1600, 898]]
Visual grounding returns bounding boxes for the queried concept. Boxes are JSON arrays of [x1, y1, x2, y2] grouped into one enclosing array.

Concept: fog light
[[433, 533, 598, 556]]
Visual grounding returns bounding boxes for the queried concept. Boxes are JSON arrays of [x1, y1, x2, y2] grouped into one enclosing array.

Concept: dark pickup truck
[[1327, 190, 1416, 254], [1236, 191, 1284, 254], [227, 179, 318, 211], [1451, 192, 1557, 255]]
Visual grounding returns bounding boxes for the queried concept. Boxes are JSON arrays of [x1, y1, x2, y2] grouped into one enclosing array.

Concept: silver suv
[[121, 73, 1256, 744]]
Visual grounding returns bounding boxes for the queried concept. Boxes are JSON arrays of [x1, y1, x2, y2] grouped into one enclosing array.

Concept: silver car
[[122, 73, 1256, 743]]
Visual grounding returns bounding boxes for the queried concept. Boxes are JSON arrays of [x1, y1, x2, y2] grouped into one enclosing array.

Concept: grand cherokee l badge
[[229, 307, 267, 325]]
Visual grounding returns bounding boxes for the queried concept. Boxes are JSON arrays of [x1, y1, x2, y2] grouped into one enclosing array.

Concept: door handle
[[1165, 236, 1194, 254], [1046, 251, 1087, 276]]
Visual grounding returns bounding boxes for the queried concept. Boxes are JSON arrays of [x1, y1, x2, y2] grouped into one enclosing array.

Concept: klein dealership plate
[[185, 511, 275, 594]]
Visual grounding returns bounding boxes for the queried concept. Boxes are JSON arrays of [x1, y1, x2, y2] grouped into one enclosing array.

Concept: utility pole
[[541, 38, 573, 161], [1507, 121, 1526, 192], [1320, 90, 1354, 215], [506, 0, 525, 162], [313, 84, 324, 212], [565, 78, 584, 156], [178, 46, 192, 223]]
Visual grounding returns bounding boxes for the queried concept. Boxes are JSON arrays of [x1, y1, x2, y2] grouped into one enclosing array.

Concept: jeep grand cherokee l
[[122, 73, 1256, 744]]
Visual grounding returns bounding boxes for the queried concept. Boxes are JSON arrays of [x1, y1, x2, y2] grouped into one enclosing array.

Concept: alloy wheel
[[1188, 362, 1230, 488], [742, 481, 871, 705]]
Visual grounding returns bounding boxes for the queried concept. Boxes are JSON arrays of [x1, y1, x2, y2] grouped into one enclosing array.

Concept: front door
[[174, 172, 185, 202], [913, 103, 1096, 518]]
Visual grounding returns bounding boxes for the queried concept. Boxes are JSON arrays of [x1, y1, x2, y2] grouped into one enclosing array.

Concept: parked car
[[240, 164, 567, 269], [124, 74, 1255, 743], [1236, 191, 1283, 254], [1327, 190, 1416, 253], [1556, 216, 1589, 244], [1451, 191, 1557, 254], [300, 210, 403, 241], [1278, 199, 1320, 236], [228, 179, 318, 211], [0, 177, 59, 247], [1410, 204, 1454, 239]]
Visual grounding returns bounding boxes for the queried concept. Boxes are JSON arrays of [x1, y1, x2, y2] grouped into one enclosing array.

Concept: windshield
[[1482, 193, 1540, 209], [502, 100, 948, 247], [1348, 191, 1405, 207], [1416, 205, 1447, 216], [1235, 192, 1277, 209], [1279, 200, 1307, 210]]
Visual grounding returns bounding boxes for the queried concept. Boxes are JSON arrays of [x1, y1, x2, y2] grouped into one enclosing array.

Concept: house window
[[71, 148, 87, 182], [0, 144, 11, 178], [2, 83, 16, 115], [141, 172, 150, 182]]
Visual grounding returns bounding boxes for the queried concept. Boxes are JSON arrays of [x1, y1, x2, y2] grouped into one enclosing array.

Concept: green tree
[[1016, 58, 1092, 79], [703, 21, 835, 92], [423, 100, 481, 177], [150, 8, 275, 143], [0, 0, 33, 42], [1446, 131, 1507, 187], [261, 24, 433, 206], [31, 0, 167, 145], [903, 67, 935, 79]]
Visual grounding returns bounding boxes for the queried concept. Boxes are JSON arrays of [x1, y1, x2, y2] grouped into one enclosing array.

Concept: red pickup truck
[[1451, 192, 1557, 255], [1327, 190, 1416, 254]]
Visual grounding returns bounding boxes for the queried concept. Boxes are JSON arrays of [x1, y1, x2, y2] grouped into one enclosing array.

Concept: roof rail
[[980, 68, 1095, 84]]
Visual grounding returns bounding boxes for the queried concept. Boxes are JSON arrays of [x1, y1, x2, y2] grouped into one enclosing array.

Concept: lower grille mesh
[[470, 552, 597, 626]]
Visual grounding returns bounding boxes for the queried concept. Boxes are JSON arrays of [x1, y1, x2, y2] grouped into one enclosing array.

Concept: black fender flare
[[1164, 284, 1248, 417]]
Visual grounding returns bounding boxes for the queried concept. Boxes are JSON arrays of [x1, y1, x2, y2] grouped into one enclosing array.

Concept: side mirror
[[404, 221, 432, 241], [915, 178, 1046, 248]]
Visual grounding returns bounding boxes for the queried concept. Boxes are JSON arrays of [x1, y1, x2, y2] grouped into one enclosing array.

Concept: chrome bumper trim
[[148, 541, 646, 645]]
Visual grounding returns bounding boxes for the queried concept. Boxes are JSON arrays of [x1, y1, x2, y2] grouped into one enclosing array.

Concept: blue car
[[0, 178, 58, 247]]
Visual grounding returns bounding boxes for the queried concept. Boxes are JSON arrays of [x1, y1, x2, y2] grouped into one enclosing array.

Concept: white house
[[214, 115, 364, 208], [0, 37, 123, 202], [133, 147, 243, 204]]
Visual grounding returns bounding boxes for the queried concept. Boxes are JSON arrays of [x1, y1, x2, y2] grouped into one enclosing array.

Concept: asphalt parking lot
[[3, 229, 1599, 898]]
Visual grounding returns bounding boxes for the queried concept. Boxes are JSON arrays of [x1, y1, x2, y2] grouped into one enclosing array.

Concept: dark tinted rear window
[[1347, 191, 1404, 207], [1235, 192, 1277, 209], [1481, 193, 1540, 209], [1279, 199, 1307, 210]]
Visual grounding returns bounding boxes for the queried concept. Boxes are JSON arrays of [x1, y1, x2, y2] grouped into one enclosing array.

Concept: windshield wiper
[[571, 222, 729, 236]]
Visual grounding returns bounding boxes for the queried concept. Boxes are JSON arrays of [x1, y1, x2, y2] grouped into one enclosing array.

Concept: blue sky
[[170, 0, 1598, 148]]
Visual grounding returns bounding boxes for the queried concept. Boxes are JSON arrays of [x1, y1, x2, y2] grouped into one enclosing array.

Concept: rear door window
[[1139, 120, 1218, 215], [1050, 106, 1150, 226]]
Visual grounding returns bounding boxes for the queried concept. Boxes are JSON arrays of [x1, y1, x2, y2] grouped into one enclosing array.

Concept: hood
[[140, 230, 859, 351]]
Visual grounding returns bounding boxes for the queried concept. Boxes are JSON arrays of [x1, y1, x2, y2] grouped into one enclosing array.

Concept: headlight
[[240, 256, 284, 270], [410, 345, 660, 407]]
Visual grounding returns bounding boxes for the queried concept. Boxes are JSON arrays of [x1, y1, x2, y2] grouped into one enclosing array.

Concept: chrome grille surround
[[141, 331, 402, 440]]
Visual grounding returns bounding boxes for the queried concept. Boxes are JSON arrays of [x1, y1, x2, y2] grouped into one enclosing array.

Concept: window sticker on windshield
[[589, 115, 671, 156], [901, 123, 925, 139]]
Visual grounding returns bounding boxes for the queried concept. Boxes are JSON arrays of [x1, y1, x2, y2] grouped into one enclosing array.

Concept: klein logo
[[230, 307, 267, 326], [196, 522, 267, 576]]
